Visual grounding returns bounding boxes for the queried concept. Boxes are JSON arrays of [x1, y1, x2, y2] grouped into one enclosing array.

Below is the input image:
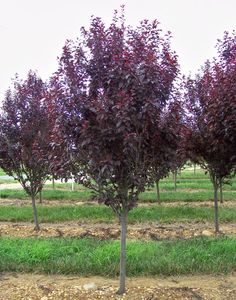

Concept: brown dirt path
[[0, 221, 235, 240], [0, 273, 235, 299], [0, 198, 235, 207]]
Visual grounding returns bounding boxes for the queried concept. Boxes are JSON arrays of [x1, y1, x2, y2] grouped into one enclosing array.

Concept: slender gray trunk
[[156, 180, 161, 204], [213, 182, 219, 233], [219, 180, 223, 204], [173, 170, 177, 191], [39, 190, 42, 204], [52, 177, 55, 190], [117, 209, 128, 295], [32, 195, 40, 231], [71, 178, 75, 191], [194, 163, 196, 175]]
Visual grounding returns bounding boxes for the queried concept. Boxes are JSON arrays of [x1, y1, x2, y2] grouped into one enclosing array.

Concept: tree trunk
[[193, 163, 196, 175], [219, 180, 223, 204], [71, 178, 75, 191], [39, 190, 42, 204], [213, 181, 219, 233], [32, 195, 40, 231], [173, 170, 177, 191], [156, 180, 161, 204], [52, 177, 55, 190], [117, 209, 128, 295]]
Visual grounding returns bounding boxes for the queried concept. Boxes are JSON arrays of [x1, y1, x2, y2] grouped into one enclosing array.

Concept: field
[[0, 167, 235, 299]]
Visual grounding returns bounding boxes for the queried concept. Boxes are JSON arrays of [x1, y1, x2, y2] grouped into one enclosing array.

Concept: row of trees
[[0, 10, 235, 294]]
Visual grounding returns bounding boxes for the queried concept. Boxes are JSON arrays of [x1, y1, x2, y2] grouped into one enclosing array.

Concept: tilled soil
[[0, 198, 236, 208], [0, 221, 235, 240], [0, 273, 235, 300]]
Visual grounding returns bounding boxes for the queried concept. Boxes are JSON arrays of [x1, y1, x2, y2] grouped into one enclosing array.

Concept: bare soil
[[0, 273, 235, 300], [0, 221, 235, 240], [0, 198, 236, 208]]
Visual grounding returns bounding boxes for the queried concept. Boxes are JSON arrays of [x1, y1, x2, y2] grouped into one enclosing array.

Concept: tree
[[50, 10, 179, 294], [147, 100, 184, 203], [185, 31, 236, 233], [0, 71, 52, 230], [213, 31, 236, 158]]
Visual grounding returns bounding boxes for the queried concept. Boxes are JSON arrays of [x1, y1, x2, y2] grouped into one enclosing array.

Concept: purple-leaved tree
[[0, 71, 52, 230], [50, 10, 179, 294], [185, 31, 236, 233], [147, 99, 184, 203]]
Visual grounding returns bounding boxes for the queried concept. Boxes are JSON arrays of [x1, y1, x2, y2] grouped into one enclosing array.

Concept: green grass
[[0, 205, 113, 223], [0, 168, 7, 176], [0, 189, 29, 199], [156, 179, 236, 191], [166, 169, 209, 180], [0, 179, 17, 184], [44, 182, 89, 191], [139, 190, 236, 202], [130, 205, 236, 223], [0, 205, 235, 223], [0, 236, 235, 276], [40, 189, 92, 200], [161, 167, 236, 183], [1, 165, 236, 203], [1, 187, 236, 203], [0, 189, 92, 200]]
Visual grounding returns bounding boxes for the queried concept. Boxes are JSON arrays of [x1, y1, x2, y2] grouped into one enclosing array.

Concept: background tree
[[147, 100, 184, 203], [50, 10, 179, 294], [0, 71, 52, 230], [185, 32, 236, 232]]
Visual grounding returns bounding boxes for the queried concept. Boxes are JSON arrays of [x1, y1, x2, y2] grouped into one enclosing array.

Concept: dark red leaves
[[185, 31, 236, 183], [0, 71, 52, 197], [50, 10, 179, 214]]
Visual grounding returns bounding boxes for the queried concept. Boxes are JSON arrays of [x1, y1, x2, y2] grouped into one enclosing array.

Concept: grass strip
[[156, 180, 236, 191], [0, 237, 235, 276], [49, 179, 236, 191], [166, 171, 209, 180], [0, 189, 92, 200], [0, 205, 235, 223], [139, 190, 236, 202], [1, 188, 236, 203]]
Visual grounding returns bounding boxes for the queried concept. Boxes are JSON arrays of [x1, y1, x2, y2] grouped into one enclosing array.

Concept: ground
[[0, 221, 236, 240], [0, 196, 235, 240], [0, 184, 235, 299], [0, 273, 235, 300], [0, 218, 235, 300]]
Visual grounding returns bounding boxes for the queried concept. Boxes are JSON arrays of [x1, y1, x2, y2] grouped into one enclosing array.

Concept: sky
[[0, 0, 235, 96]]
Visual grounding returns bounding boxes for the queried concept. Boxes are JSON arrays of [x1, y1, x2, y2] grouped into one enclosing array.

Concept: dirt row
[[0, 221, 235, 239], [0, 273, 235, 300], [0, 198, 236, 207]]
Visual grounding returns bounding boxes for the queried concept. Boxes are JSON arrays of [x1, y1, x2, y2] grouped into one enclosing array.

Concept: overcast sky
[[0, 0, 235, 96]]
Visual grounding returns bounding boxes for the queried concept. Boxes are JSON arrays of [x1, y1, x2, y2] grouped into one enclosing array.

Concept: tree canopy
[[0, 71, 52, 230], [49, 11, 180, 294], [185, 31, 236, 232]]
